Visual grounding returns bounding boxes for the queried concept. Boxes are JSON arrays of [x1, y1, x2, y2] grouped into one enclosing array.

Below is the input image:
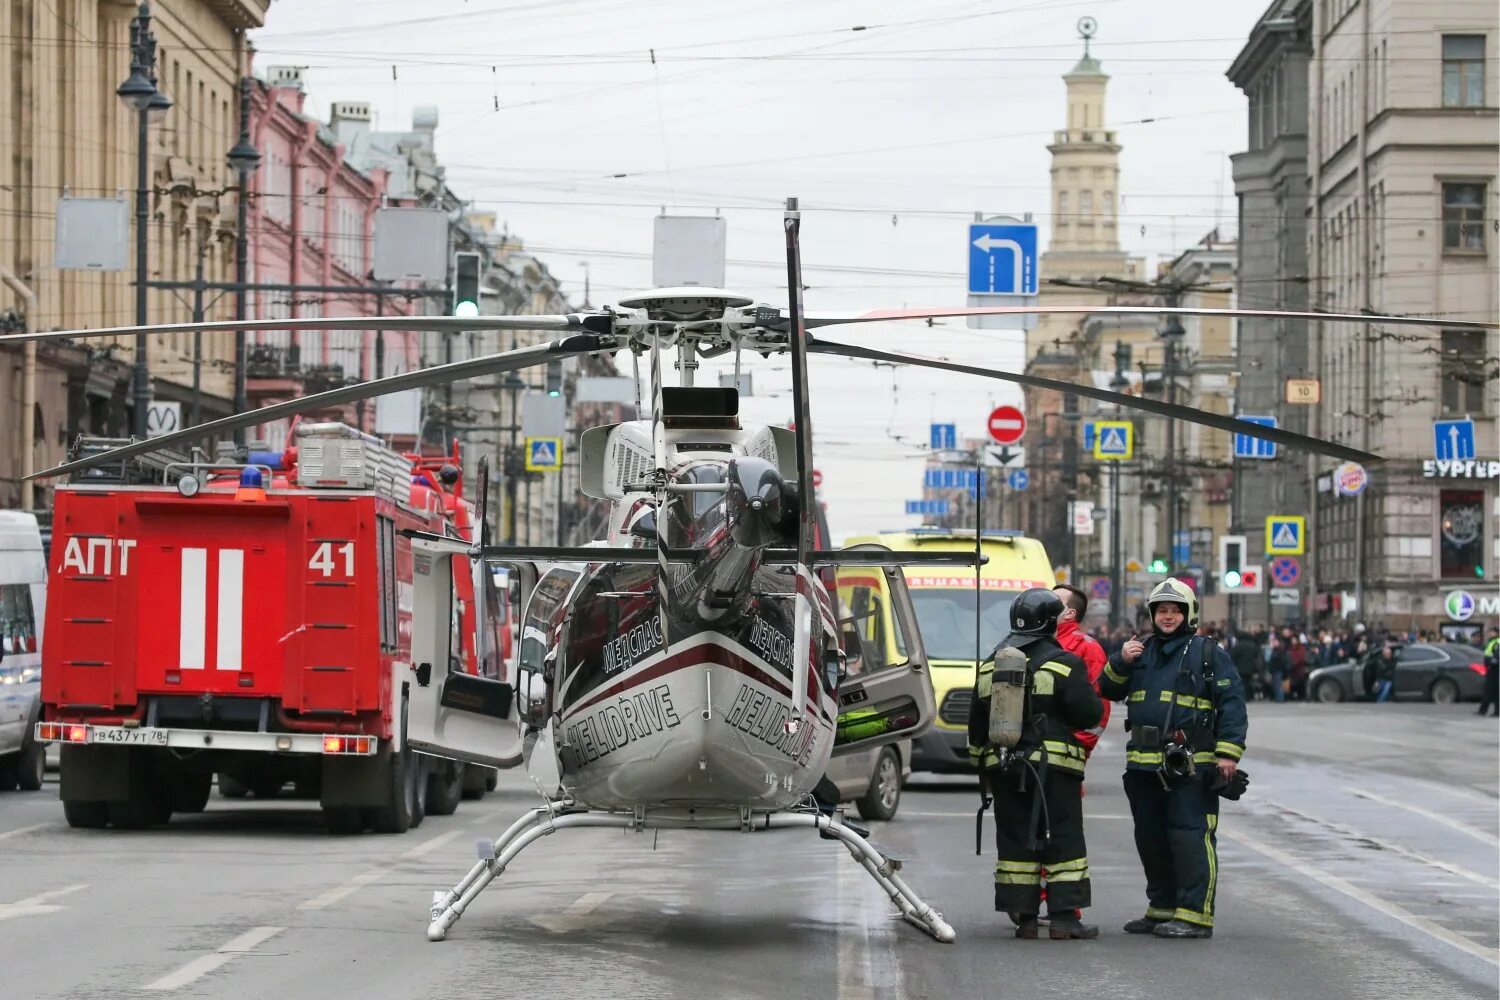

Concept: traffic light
[[1217, 534, 1262, 592], [453, 251, 481, 317], [545, 360, 563, 397], [1148, 557, 1169, 574]]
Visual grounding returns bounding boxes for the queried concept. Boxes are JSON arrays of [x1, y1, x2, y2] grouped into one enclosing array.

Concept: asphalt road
[[1, 702, 1495, 1000]]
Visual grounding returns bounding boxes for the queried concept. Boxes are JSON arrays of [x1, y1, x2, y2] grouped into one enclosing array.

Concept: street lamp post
[[117, 2, 170, 438], [226, 77, 261, 445], [1159, 305, 1186, 572], [1109, 340, 1130, 628]]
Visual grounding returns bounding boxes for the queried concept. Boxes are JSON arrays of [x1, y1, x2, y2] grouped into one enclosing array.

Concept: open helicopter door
[[406, 536, 533, 771], [828, 544, 938, 757]]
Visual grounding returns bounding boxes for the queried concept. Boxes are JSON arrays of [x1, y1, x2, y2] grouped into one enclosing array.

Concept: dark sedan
[[1308, 643, 1489, 704]]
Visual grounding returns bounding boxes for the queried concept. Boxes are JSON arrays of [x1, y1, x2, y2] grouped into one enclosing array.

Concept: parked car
[[1308, 642, 1487, 704], [823, 741, 912, 821]]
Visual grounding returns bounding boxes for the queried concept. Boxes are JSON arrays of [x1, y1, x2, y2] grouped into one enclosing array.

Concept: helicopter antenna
[[650, 333, 672, 644], [783, 197, 815, 568]]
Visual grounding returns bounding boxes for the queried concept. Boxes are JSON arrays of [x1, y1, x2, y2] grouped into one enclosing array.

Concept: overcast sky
[[250, 0, 1264, 539]]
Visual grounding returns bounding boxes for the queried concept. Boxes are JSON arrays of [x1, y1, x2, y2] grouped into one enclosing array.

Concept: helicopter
[[7, 198, 1493, 945]]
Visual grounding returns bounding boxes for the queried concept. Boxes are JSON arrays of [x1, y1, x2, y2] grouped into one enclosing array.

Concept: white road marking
[[529, 891, 614, 934], [141, 925, 284, 991], [1259, 796, 1498, 887], [298, 829, 464, 911], [1225, 827, 1499, 968], [0, 822, 50, 841], [1351, 788, 1500, 847], [0, 883, 87, 921]]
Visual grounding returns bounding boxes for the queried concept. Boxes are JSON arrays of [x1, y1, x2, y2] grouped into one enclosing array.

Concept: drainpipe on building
[[0, 266, 38, 511]]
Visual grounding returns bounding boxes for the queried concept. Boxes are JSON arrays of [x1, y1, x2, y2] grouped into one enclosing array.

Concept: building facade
[[1, 0, 269, 511], [1228, 0, 1316, 626], [1305, 0, 1497, 633]]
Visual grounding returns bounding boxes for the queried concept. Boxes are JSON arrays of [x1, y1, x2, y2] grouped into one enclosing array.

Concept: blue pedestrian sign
[[1008, 469, 1029, 491], [1233, 415, 1278, 459], [967, 224, 1039, 295], [1265, 515, 1305, 556], [906, 499, 951, 516], [1433, 418, 1476, 461], [1094, 421, 1133, 460], [525, 437, 563, 472], [930, 423, 957, 451], [1082, 422, 1094, 452]]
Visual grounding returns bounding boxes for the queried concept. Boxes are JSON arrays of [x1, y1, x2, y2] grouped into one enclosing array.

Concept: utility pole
[[228, 76, 260, 444], [1160, 297, 1186, 573], [190, 234, 207, 426], [1109, 340, 1131, 628]]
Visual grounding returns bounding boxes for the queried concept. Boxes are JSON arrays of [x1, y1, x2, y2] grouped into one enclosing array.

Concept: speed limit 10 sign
[[1285, 378, 1321, 405]]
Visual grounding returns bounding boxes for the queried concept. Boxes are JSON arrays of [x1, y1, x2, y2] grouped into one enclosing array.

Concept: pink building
[[244, 68, 421, 449]]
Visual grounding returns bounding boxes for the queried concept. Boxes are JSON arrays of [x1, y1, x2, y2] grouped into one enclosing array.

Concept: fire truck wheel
[[0, 757, 20, 791], [322, 805, 364, 835], [108, 788, 165, 830], [368, 745, 425, 834], [248, 775, 286, 799], [63, 798, 110, 829], [425, 761, 465, 816], [168, 773, 212, 813], [217, 773, 250, 798]]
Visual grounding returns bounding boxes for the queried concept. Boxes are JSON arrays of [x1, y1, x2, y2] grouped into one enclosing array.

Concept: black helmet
[[998, 588, 1064, 649]]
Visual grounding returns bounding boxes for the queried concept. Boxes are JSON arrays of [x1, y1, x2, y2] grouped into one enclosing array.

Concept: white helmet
[[1146, 578, 1199, 630]]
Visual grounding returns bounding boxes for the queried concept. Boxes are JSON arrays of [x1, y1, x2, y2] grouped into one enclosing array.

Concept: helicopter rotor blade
[[29, 334, 617, 481], [783, 198, 815, 569], [808, 337, 1382, 466], [792, 303, 1496, 333], [0, 312, 626, 348]]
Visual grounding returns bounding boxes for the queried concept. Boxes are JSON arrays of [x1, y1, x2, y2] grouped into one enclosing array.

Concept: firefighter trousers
[[988, 765, 1090, 915], [1123, 769, 1220, 927]]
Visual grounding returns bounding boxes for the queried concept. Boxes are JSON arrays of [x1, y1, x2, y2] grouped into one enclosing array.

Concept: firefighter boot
[[1123, 915, 1169, 934], [1011, 913, 1040, 939], [1153, 919, 1213, 939], [1048, 917, 1099, 940]]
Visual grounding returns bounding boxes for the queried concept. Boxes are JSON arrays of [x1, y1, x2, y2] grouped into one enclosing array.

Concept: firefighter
[[1100, 578, 1248, 939], [969, 588, 1104, 940]]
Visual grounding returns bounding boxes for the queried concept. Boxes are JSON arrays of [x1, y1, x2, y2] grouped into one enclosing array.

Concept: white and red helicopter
[[8, 199, 1490, 944]]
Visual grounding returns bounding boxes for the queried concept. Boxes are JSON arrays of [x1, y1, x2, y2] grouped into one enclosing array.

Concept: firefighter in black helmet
[[968, 587, 1104, 939], [1099, 578, 1249, 939]]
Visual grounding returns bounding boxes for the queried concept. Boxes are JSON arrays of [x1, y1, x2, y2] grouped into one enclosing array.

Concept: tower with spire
[[1028, 18, 1146, 359]]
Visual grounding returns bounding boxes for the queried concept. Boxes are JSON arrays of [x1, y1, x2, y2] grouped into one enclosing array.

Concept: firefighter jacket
[[1056, 620, 1110, 756], [967, 638, 1104, 777], [1099, 629, 1248, 773]]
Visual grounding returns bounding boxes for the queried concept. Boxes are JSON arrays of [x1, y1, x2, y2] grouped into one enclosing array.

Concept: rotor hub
[[616, 287, 755, 322]]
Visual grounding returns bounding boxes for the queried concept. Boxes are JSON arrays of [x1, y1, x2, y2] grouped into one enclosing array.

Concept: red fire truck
[[36, 422, 514, 833]]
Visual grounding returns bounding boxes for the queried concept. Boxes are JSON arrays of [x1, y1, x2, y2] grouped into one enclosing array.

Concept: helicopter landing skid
[[424, 805, 955, 944]]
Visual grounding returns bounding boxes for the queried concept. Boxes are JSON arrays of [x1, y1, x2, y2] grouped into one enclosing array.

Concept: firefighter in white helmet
[[1099, 578, 1249, 939]]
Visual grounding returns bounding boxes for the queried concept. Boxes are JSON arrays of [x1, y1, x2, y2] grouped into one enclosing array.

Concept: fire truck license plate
[[91, 728, 169, 746]]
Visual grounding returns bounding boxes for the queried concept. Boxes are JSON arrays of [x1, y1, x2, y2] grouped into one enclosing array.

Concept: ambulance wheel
[[63, 799, 110, 829], [856, 748, 902, 822], [18, 734, 46, 792], [322, 805, 364, 835], [425, 760, 465, 817], [485, 770, 498, 792], [168, 772, 212, 813], [461, 765, 490, 801], [218, 773, 250, 798]]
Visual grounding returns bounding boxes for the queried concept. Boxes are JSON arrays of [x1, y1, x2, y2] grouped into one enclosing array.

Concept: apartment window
[[1442, 182, 1486, 251], [1080, 191, 1094, 218], [1442, 36, 1485, 108], [1440, 329, 1488, 414]]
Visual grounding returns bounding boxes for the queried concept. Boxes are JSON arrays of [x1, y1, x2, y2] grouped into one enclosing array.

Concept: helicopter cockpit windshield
[[664, 462, 729, 550]]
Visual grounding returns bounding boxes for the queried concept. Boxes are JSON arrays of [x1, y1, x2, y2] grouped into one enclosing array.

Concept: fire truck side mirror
[[415, 662, 432, 688]]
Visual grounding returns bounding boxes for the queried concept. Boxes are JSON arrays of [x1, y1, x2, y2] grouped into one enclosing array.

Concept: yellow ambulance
[[836, 529, 1057, 775]]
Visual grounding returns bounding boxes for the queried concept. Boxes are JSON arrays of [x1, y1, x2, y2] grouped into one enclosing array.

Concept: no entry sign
[[987, 405, 1026, 445]]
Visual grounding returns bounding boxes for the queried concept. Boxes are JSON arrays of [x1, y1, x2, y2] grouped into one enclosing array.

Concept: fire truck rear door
[[407, 536, 525, 769]]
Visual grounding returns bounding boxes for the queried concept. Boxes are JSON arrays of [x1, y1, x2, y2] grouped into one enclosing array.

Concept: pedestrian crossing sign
[[1265, 515, 1305, 555], [1093, 420, 1133, 460], [525, 437, 563, 472]]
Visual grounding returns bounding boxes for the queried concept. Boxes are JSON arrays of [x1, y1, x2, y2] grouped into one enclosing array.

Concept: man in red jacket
[[1041, 584, 1111, 924], [1054, 585, 1111, 756]]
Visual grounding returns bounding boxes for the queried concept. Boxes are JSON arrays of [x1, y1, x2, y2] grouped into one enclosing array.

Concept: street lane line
[[0, 884, 87, 921], [529, 891, 614, 934], [299, 829, 465, 911], [1224, 827, 1499, 968], [140, 925, 284, 991], [1259, 796, 1497, 888], [1351, 788, 1500, 847], [0, 822, 50, 841]]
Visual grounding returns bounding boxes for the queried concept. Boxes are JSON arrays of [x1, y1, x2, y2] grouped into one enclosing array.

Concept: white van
[[0, 511, 46, 790]]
